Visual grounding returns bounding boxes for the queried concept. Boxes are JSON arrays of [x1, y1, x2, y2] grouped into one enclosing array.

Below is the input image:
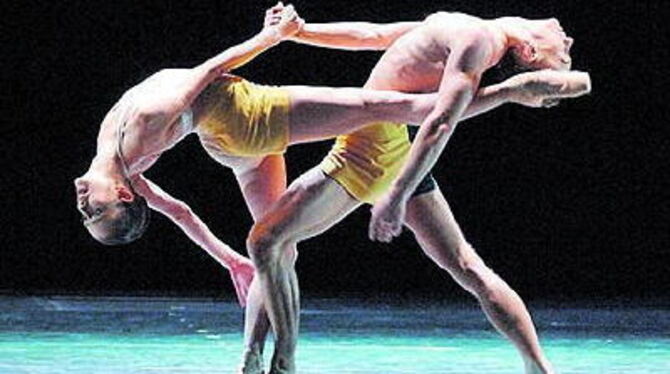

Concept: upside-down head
[[508, 17, 574, 71], [75, 173, 150, 245]]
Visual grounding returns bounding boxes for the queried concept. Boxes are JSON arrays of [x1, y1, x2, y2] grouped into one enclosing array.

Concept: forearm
[[154, 203, 246, 270], [196, 28, 280, 79], [134, 178, 246, 269], [391, 87, 474, 201], [290, 22, 418, 50]]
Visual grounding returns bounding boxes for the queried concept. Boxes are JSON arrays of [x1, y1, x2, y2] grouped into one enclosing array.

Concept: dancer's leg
[[404, 188, 554, 374], [285, 70, 590, 145], [285, 86, 435, 144], [246, 168, 361, 373]]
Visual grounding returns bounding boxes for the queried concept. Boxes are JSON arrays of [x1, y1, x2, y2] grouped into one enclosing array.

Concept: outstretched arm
[[196, 5, 302, 78], [132, 5, 303, 132], [369, 34, 491, 242], [131, 175, 254, 306], [290, 21, 418, 50], [265, 2, 417, 50]]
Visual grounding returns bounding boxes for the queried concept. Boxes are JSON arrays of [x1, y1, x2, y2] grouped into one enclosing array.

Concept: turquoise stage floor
[[0, 296, 668, 373]]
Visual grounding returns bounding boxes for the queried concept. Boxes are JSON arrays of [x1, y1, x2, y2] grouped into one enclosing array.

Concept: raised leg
[[284, 70, 591, 146], [246, 168, 360, 374], [404, 188, 554, 374], [284, 85, 436, 144]]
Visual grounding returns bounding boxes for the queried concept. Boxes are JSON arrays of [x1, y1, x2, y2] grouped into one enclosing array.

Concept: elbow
[[358, 27, 392, 50], [195, 63, 226, 81], [419, 114, 455, 146], [425, 121, 454, 142]]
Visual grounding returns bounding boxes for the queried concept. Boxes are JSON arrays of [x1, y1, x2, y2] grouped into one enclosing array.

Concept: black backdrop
[[3, 0, 669, 301]]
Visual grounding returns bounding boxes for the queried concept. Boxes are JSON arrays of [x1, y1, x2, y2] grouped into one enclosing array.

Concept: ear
[[518, 41, 538, 63], [116, 185, 135, 203]]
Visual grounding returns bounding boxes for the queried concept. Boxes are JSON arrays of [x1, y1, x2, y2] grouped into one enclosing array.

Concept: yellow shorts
[[320, 122, 411, 204], [196, 76, 291, 157]]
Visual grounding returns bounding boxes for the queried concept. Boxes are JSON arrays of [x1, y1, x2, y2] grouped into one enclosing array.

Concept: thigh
[[283, 85, 418, 145], [255, 167, 361, 245], [284, 85, 370, 144]]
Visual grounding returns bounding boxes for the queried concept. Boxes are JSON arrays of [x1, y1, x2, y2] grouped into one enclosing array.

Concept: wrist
[[289, 23, 307, 41], [258, 28, 282, 47], [388, 183, 410, 203], [227, 255, 243, 270]]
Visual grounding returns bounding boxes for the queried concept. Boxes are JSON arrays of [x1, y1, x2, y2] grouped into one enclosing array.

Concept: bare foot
[[237, 348, 264, 374], [525, 358, 555, 374], [508, 70, 591, 108]]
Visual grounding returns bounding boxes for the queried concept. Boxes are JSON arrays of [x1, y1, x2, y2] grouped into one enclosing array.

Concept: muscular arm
[[393, 39, 490, 200], [290, 21, 419, 50], [131, 175, 248, 270], [134, 7, 301, 130], [369, 35, 492, 241]]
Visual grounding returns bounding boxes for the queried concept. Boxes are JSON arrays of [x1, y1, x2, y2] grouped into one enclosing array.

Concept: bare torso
[[114, 70, 254, 176], [365, 12, 505, 92]]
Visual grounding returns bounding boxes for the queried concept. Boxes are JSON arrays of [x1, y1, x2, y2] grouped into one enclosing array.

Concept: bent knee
[[247, 222, 286, 270], [448, 243, 498, 296]]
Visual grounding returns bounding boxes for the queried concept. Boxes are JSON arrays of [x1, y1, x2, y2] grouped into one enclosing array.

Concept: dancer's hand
[[369, 193, 405, 243], [264, 2, 304, 42], [507, 70, 591, 108], [229, 258, 255, 308]]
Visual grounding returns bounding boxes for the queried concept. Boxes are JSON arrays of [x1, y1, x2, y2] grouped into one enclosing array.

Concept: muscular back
[[366, 12, 503, 92]]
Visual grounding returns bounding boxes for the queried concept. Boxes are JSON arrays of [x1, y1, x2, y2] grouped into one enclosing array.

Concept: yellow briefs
[[196, 76, 291, 157], [320, 123, 411, 204]]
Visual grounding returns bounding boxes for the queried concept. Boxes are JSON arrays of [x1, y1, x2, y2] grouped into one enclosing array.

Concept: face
[[519, 18, 574, 71], [74, 176, 128, 241]]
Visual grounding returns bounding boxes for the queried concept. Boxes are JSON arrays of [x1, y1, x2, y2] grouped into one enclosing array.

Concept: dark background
[[3, 0, 669, 302]]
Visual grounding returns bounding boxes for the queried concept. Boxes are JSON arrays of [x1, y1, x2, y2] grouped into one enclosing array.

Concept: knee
[[247, 222, 286, 272], [449, 243, 499, 299]]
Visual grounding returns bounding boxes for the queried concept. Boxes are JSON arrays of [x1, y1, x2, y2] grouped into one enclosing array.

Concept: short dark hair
[[96, 195, 151, 246], [482, 48, 534, 86]]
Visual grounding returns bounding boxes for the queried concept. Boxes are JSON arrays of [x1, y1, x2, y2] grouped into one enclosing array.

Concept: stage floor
[[0, 296, 668, 373]]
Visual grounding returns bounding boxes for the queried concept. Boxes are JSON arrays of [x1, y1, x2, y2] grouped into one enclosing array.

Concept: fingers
[[234, 280, 246, 308], [265, 2, 285, 26], [368, 217, 402, 243], [281, 4, 297, 23], [267, 2, 284, 14]]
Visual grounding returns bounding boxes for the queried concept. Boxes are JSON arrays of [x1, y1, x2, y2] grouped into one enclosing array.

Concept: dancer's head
[[502, 17, 573, 71], [75, 173, 149, 245]]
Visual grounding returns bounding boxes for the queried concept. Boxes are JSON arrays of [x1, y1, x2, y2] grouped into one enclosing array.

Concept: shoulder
[[424, 12, 493, 48], [424, 11, 482, 27], [135, 69, 192, 91], [424, 11, 455, 23], [448, 29, 496, 73]]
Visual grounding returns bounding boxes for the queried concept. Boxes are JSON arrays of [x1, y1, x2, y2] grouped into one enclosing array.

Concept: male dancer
[[244, 5, 589, 374]]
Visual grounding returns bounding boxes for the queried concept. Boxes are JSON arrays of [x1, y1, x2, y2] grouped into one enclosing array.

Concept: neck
[[87, 151, 126, 183], [89, 101, 132, 181], [94, 94, 140, 177]]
